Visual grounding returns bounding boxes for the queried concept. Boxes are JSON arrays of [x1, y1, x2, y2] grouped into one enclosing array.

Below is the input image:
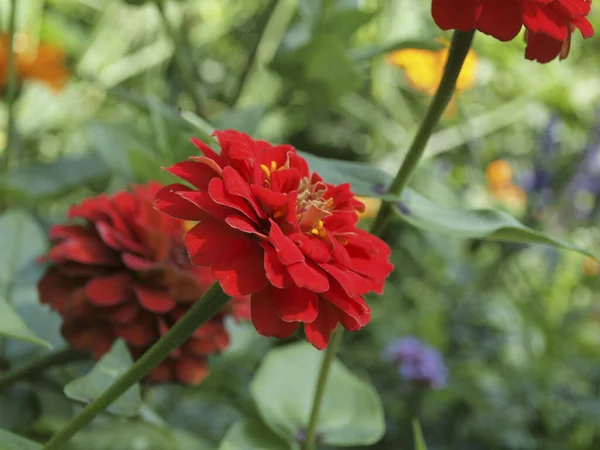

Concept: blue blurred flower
[[383, 336, 448, 389]]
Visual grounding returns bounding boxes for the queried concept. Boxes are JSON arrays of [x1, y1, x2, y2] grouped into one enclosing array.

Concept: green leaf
[[250, 342, 385, 446], [0, 297, 51, 348], [297, 152, 593, 257], [86, 122, 149, 179], [4, 155, 109, 202], [64, 421, 213, 450], [64, 339, 141, 417], [349, 39, 446, 62], [0, 430, 41, 450], [219, 420, 294, 450], [398, 189, 593, 256], [0, 210, 46, 285], [213, 106, 267, 136], [412, 420, 428, 450]]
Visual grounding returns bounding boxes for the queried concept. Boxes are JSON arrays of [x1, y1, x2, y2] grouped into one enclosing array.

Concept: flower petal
[[211, 237, 268, 296], [250, 286, 299, 338], [273, 284, 319, 323], [85, 273, 132, 306], [134, 285, 176, 313]]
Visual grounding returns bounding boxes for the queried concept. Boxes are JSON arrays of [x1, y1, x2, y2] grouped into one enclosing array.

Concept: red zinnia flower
[[155, 130, 394, 350], [431, 0, 594, 63], [38, 182, 249, 386]]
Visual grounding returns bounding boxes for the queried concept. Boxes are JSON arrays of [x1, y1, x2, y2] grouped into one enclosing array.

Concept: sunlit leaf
[[0, 430, 41, 450], [64, 339, 141, 417], [250, 342, 385, 446], [219, 420, 294, 450]]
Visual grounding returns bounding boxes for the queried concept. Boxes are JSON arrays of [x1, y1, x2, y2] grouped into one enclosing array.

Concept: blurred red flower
[[431, 0, 594, 63], [155, 130, 394, 350], [38, 182, 249, 386]]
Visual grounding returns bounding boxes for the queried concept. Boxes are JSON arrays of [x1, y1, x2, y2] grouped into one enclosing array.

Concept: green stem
[[0, 348, 89, 391], [303, 327, 343, 450], [302, 30, 476, 450], [42, 283, 230, 450], [370, 30, 476, 235], [2, 0, 18, 175], [155, 0, 205, 117]]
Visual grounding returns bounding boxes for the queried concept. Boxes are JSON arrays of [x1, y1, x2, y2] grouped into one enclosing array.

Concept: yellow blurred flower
[[386, 40, 478, 96], [0, 33, 68, 92], [583, 256, 600, 277], [489, 184, 527, 209], [486, 160, 513, 190], [356, 196, 382, 220]]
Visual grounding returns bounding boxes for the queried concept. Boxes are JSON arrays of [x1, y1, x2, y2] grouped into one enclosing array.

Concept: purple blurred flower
[[383, 336, 448, 389]]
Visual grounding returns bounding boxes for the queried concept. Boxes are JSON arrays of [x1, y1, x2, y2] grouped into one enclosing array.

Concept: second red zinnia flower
[[155, 130, 394, 350]]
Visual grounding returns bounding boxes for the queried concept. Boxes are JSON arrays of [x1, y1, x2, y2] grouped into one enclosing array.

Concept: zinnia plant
[[38, 182, 249, 385], [155, 130, 394, 350], [431, 0, 594, 62]]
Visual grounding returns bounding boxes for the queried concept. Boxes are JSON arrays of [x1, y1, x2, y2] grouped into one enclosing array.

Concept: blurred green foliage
[[1, 0, 600, 449]]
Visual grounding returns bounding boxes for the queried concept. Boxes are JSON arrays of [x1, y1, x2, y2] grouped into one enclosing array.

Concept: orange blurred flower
[[486, 160, 527, 209], [486, 160, 513, 190], [386, 40, 478, 96], [583, 256, 599, 277], [0, 33, 68, 92]]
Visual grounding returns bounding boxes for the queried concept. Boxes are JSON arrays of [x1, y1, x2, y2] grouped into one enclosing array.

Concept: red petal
[[262, 243, 292, 289], [321, 281, 370, 326], [273, 285, 319, 323], [287, 261, 329, 293], [225, 215, 264, 236], [250, 286, 299, 338], [48, 236, 119, 266], [114, 313, 158, 347], [154, 184, 208, 221], [85, 273, 132, 306], [222, 166, 267, 219], [477, 0, 523, 41], [268, 220, 304, 265], [185, 220, 245, 266], [134, 285, 176, 313], [122, 253, 156, 271], [208, 177, 258, 222], [431, 0, 483, 32], [304, 301, 338, 350], [290, 233, 330, 263], [177, 190, 231, 221], [176, 354, 209, 385], [318, 263, 371, 297], [212, 237, 268, 296], [164, 160, 219, 191]]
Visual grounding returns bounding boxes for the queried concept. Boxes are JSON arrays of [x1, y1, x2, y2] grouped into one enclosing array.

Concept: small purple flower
[[383, 336, 448, 389]]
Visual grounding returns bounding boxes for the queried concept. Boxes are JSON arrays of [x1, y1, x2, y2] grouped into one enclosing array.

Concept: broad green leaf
[[0, 210, 46, 285], [0, 430, 41, 450], [0, 387, 39, 430], [64, 339, 141, 417], [250, 342, 385, 446], [219, 420, 299, 450], [4, 155, 109, 202], [398, 189, 592, 256], [64, 421, 213, 450], [0, 297, 51, 348], [297, 152, 593, 257], [219, 420, 294, 450], [412, 420, 428, 450]]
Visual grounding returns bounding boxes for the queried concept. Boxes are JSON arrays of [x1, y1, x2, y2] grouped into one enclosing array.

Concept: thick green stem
[[42, 283, 230, 450], [2, 0, 18, 175], [370, 30, 476, 235], [155, 0, 205, 117], [303, 327, 343, 450], [0, 348, 89, 392]]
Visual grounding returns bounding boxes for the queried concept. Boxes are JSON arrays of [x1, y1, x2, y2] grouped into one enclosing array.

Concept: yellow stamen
[[273, 209, 285, 219], [260, 164, 271, 177], [270, 161, 277, 172], [311, 228, 319, 236], [317, 220, 324, 229]]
